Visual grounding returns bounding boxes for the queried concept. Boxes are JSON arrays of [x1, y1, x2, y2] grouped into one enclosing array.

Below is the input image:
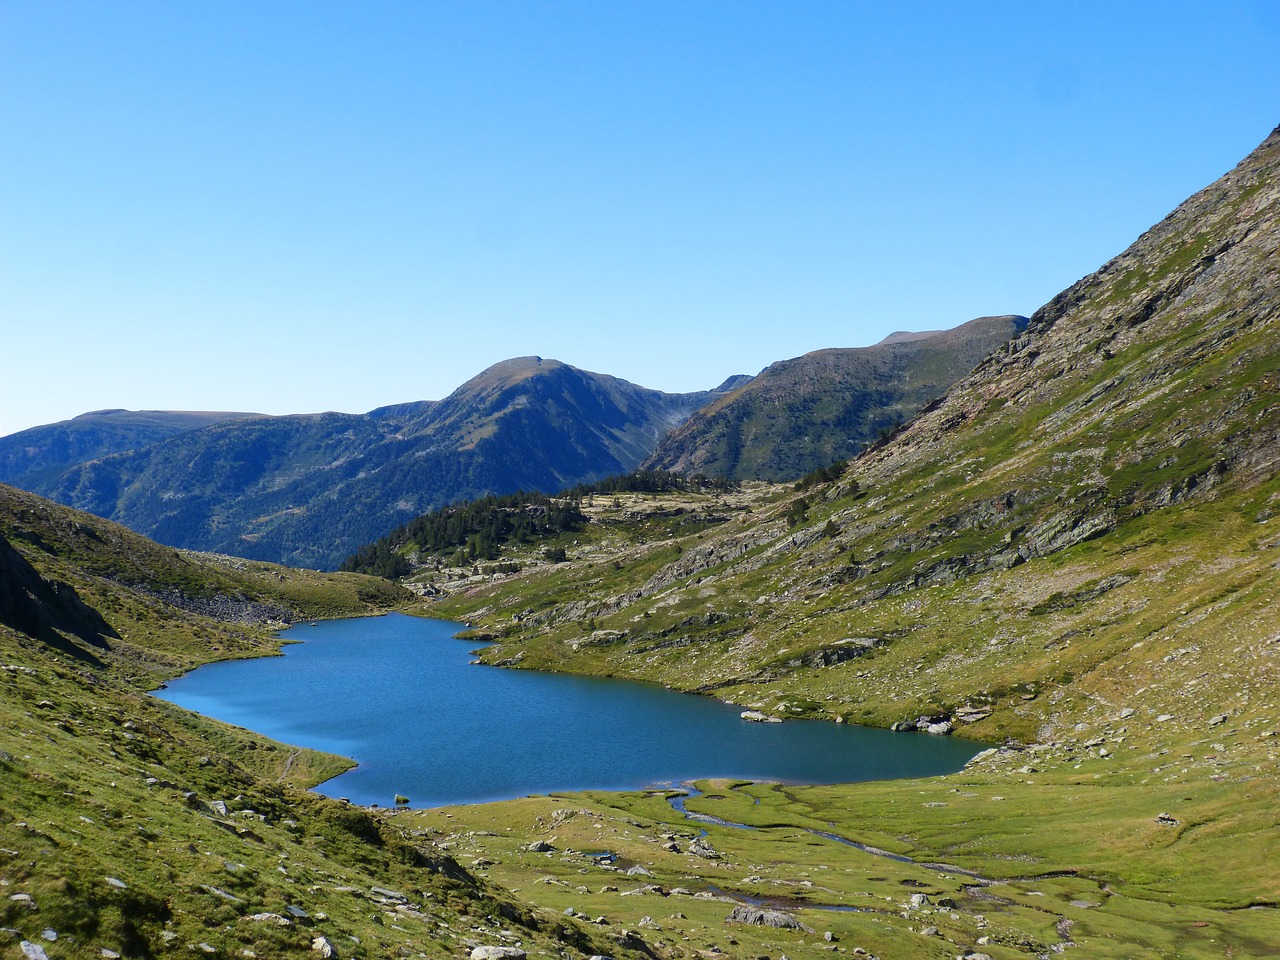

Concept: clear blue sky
[[3, 1, 1279, 437]]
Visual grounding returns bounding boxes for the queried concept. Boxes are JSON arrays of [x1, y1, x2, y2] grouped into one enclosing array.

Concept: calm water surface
[[156, 614, 981, 807]]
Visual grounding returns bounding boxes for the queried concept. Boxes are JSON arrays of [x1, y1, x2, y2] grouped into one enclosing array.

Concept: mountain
[[0, 483, 654, 960], [0, 408, 261, 489], [644, 314, 1028, 481], [418, 125, 1280, 956], [23, 358, 723, 569]]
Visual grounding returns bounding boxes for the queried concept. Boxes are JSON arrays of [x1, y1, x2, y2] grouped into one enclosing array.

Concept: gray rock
[[312, 936, 337, 957], [740, 710, 782, 723], [20, 943, 50, 960], [469, 948, 527, 960], [244, 913, 292, 926], [689, 837, 719, 859], [525, 840, 555, 853], [725, 906, 813, 932]]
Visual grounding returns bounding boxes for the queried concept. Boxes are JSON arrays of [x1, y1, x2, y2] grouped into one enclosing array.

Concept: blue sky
[[3, 1, 1279, 437]]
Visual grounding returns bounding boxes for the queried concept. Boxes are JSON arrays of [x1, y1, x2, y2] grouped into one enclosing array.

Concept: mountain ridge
[[8, 317, 1020, 569], [644, 314, 1028, 480]]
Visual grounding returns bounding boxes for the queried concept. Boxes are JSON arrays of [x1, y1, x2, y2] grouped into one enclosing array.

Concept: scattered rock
[[1155, 812, 1180, 826], [20, 943, 50, 960], [311, 937, 336, 958], [920, 926, 939, 937], [525, 840, 555, 853], [740, 710, 782, 723]]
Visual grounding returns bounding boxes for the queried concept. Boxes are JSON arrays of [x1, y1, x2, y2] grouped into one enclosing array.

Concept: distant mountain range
[[0, 409, 262, 489], [1, 324, 1025, 568]]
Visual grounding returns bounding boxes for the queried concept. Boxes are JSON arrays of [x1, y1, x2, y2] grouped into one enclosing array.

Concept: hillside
[[0, 409, 261, 489], [21, 359, 724, 570], [0, 483, 660, 960], [413, 125, 1280, 957], [644, 314, 1028, 481]]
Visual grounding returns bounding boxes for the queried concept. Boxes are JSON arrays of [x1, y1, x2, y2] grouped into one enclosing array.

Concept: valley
[[2, 122, 1279, 960]]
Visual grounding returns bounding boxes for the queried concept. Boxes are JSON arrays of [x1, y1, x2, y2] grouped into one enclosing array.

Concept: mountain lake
[[155, 613, 983, 808]]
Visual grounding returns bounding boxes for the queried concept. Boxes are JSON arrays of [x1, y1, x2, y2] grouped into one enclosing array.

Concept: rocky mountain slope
[[0, 409, 260, 489], [644, 314, 1027, 481], [20, 359, 724, 570], [416, 125, 1280, 957], [0, 483, 658, 960]]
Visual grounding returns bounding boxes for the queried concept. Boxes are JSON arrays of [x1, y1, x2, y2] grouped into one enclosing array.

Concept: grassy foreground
[[0, 484, 657, 960]]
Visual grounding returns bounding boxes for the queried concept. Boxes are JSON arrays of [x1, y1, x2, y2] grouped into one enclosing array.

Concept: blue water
[[155, 613, 981, 808]]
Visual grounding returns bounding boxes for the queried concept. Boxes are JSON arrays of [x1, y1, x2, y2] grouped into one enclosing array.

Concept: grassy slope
[[418, 128, 1280, 958], [0, 484, 653, 960]]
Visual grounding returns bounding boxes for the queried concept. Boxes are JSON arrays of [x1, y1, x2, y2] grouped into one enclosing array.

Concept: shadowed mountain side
[[644, 314, 1028, 480], [0, 531, 116, 663]]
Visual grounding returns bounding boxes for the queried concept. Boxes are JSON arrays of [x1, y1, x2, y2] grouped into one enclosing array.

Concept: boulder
[[725, 906, 813, 932], [469, 948, 527, 960]]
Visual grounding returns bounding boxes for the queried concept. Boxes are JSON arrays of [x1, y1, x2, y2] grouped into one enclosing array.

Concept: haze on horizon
[[3, 1, 1280, 438]]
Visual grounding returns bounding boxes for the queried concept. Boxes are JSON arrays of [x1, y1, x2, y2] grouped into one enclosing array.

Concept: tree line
[[339, 469, 740, 577]]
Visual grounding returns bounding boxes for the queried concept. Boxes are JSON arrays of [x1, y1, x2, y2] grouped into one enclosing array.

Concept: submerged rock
[[740, 710, 782, 723]]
